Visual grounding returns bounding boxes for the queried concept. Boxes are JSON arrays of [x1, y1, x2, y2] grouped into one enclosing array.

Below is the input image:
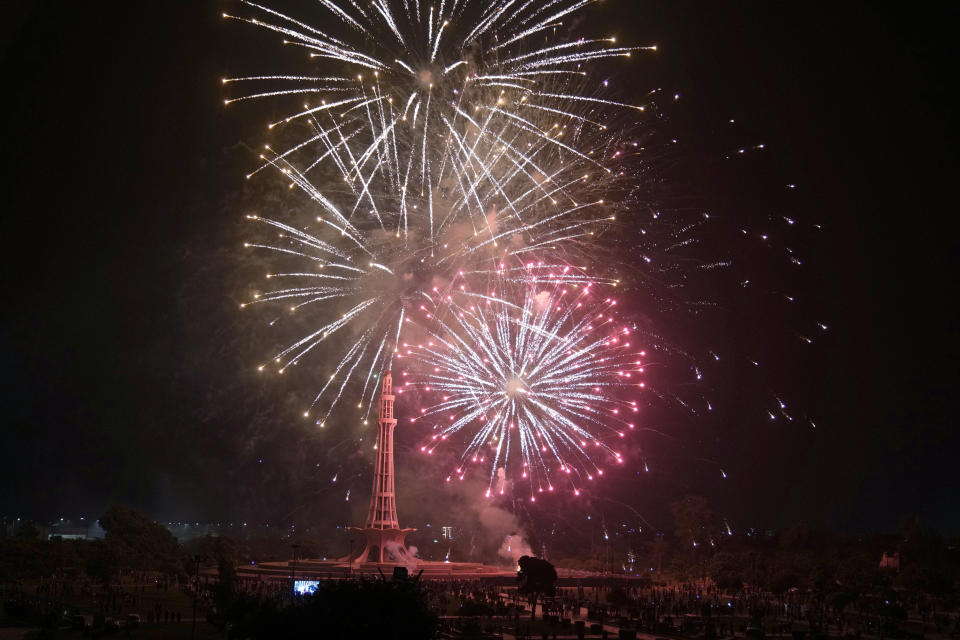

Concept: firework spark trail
[[228, 2, 823, 499], [224, 0, 649, 247], [397, 272, 644, 499], [228, 0, 654, 420]]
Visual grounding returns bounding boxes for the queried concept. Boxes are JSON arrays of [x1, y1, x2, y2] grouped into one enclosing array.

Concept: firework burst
[[399, 269, 642, 499], [227, 0, 655, 420], [225, 2, 824, 518], [223, 0, 652, 255]]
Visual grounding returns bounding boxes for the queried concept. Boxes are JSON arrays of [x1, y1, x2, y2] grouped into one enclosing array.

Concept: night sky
[[1, 2, 957, 535]]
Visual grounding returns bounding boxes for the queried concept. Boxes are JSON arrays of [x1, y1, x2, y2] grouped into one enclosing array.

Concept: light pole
[[348, 539, 354, 578], [290, 543, 300, 598], [190, 554, 200, 640]]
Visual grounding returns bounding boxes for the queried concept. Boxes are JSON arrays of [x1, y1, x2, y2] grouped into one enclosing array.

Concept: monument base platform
[[226, 558, 517, 583], [343, 526, 416, 565]]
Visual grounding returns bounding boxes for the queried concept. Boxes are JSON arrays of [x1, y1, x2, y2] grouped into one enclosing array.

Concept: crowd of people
[[6, 574, 185, 621], [5, 571, 960, 638], [534, 582, 960, 639], [381, 577, 960, 639]]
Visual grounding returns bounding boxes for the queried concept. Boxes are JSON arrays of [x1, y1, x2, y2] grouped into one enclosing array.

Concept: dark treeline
[[3, 501, 959, 598], [1, 501, 958, 638]]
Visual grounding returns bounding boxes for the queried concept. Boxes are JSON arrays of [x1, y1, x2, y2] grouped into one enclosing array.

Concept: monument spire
[[366, 371, 399, 529], [346, 369, 415, 565]]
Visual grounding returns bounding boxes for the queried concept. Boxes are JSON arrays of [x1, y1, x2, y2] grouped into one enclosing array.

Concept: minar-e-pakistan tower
[[347, 370, 415, 564]]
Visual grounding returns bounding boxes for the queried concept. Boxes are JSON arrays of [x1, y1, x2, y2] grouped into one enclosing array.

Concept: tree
[[835, 550, 882, 597], [669, 496, 717, 548], [184, 534, 240, 579], [13, 521, 41, 540], [780, 523, 812, 550], [670, 496, 717, 581], [606, 585, 629, 612], [709, 552, 744, 591], [85, 539, 118, 586], [98, 506, 184, 576], [0, 535, 58, 581], [183, 534, 243, 613], [770, 565, 801, 595], [829, 590, 856, 618], [741, 551, 769, 589], [899, 514, 922, 542], [517, 555, 557, 621]]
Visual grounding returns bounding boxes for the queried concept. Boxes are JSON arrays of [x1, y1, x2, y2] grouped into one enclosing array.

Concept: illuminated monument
[[347, 370, 416, 564], [247, 369, 507, 576]]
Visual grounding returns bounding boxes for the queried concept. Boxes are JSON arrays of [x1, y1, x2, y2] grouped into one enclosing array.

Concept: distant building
[[165, 522, 222, 542], [879, 552, 900, 571], [47, 519, 105, 540], [441, 525, 454, 540]]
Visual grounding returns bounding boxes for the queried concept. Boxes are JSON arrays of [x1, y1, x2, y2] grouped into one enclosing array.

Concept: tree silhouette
[[669, 495, 717, 548], [97, 505, 183, 577], [517, 555, 557, 621]]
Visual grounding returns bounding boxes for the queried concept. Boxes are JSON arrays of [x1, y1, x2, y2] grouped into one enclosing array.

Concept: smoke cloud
[[394, 457, 532, 566], [498, 533, 533, 564]]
